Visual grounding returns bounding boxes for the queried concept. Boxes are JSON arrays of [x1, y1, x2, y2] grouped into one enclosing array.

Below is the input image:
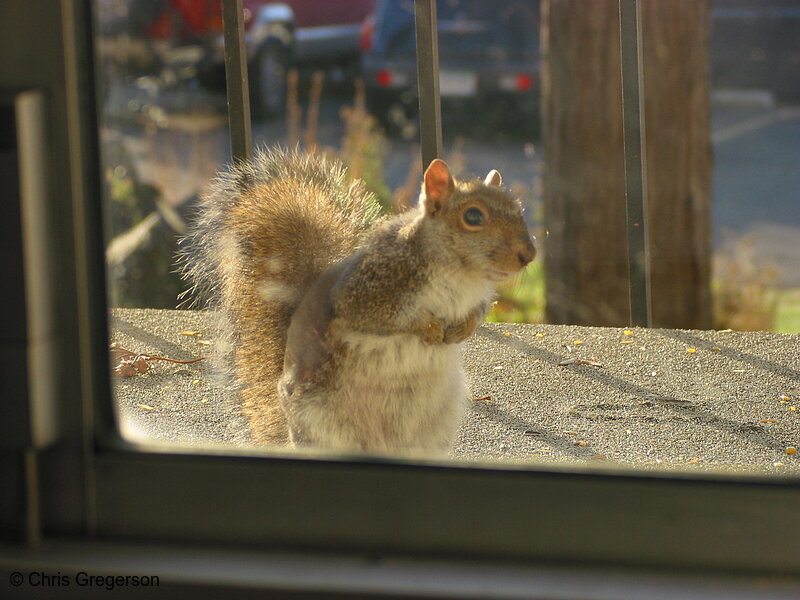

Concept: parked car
[[105, 0, 375, 118], [360, 0, 540, 137], [710, 0, 800, 101]]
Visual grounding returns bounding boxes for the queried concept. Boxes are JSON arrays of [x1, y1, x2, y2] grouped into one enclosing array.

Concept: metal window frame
[[414, 0, 444, 168], [84, 0, 800, 575], [222, 0, 253, 164], [5, 0, 798, 590], [618, 0, 652, 327]]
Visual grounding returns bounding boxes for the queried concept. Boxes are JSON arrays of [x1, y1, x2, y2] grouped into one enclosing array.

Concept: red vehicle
[[118, 0, 375, 117]]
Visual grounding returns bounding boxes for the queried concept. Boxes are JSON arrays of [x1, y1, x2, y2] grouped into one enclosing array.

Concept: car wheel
[[515, 99, 541, 140], [367, 95, 417, 139], [251, 41, 287, 119]]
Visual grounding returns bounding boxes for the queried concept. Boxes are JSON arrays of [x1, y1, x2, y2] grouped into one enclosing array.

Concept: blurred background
[[94, 0, 800, 333]]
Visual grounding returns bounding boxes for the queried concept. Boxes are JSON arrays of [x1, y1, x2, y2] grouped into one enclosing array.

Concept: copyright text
[[9, 571, 159, 591]]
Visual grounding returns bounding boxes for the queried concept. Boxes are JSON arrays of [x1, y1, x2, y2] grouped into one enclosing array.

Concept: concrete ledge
[[110, 308, 800, 475]]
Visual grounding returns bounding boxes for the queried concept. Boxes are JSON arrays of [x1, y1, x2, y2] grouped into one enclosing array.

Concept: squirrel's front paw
[[417, 311, 445, 345], [443, 314, 479, 344]]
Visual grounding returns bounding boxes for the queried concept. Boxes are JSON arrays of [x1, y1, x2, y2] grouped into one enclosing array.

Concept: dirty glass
[[95, 0, 800, 475], [441, 0, 799, 472]]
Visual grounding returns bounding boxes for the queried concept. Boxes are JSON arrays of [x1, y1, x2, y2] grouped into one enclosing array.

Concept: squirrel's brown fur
[[179, 148, 380, 444]]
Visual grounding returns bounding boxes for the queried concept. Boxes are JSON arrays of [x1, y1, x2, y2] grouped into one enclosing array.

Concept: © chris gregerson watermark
[[9, 571, 160, 591]]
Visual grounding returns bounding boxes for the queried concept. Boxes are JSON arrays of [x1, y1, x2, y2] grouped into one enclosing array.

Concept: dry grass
[[712, 234, 779, 331]]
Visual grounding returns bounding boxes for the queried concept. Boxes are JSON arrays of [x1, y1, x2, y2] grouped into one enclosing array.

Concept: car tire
[[367, 95, 417, 139], [250, 40, 288, 120], [514, 99, 540, 140]]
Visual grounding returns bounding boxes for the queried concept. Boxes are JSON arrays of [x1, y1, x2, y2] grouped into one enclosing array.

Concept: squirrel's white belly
[[300, 331, 467, 452]]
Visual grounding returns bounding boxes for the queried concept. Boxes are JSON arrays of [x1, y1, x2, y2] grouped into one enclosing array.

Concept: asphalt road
[[111, 308, 800, 475]]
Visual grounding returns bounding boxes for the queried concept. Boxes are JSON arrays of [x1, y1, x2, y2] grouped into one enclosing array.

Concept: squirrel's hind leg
[[236, 347, 291, 446], [241, 386, 290, 445]]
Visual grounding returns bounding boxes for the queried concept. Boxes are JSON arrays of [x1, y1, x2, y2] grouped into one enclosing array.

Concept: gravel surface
[[110, 308, 800, 475]]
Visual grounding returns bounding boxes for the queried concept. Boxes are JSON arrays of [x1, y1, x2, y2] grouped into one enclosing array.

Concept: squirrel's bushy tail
[[179, 147, 381, 444]]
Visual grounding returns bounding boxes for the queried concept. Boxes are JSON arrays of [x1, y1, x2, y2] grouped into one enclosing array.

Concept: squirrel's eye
[[463, 207, 485, 228]]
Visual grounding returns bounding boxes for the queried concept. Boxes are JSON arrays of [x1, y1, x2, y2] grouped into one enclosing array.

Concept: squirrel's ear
[[422, 159, 454, 217], [484, 169, 502, 187]]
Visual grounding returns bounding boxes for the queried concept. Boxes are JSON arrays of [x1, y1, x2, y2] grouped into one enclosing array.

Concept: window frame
[[25, 0, 800, 584]]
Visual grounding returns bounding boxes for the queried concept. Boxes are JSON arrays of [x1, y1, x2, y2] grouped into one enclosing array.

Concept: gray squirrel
[[180, 148, 535, 452]]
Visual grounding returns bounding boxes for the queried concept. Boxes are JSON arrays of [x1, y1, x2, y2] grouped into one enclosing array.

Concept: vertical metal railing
[[619, 0, 652, 327], [414, 0, 443, 168], [222, 0, 252, 164], [220, 0, 652, 327]]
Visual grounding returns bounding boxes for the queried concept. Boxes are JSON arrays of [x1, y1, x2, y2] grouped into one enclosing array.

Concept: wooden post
[[541, 0, 712, 329]]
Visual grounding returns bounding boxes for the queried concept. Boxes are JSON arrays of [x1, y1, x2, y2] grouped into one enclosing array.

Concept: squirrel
[[180, 147, 535, 453]]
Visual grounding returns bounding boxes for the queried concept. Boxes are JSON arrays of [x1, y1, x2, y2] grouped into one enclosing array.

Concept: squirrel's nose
[[517, 241, 536, 268]]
